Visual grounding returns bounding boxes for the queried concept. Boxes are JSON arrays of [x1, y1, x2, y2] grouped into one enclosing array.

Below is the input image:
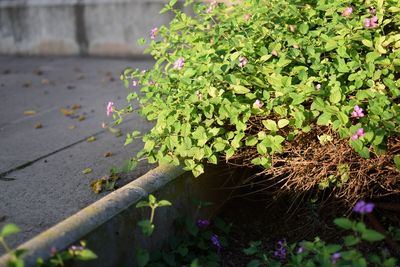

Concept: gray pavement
[[0, 56, 155, 253]]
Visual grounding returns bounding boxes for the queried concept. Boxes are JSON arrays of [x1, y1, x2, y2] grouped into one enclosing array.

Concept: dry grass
[[226, 115, 400, 205]]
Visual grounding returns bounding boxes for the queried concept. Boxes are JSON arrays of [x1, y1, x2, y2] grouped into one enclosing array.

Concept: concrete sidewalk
[[0, 56, 154, 254]]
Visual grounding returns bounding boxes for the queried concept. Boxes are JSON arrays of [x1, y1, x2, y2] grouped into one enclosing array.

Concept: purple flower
[[211, 234, 221, 253], [197, 219, 210, 228], [173, 58, 185, 70], [297, 245, 304, 254], [150, 27, 158, 40], [351, 128, 365, 140], [353, 200, 375, 214], [351, 105, 365, 118], [50, 246, 57, 257], [331, 252, 341, 264], [149, 80, 156, 86], [273, 239, 287, 261], [341, 7, 353, 17], [364, 16, 378, 29], [238, 56, 248, 68], [132, 80, 139, 86]]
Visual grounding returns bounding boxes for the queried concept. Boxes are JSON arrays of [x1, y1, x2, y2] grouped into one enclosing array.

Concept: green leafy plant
[[243, 200, 398, 267], [134, 195, 230, 267], [0, 224, 96, 267], [114, 0, 400, 200], [135, 194, 172, 267]]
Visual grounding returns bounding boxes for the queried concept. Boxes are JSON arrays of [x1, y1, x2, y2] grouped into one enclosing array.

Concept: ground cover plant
[[115, 0, 400, 204]]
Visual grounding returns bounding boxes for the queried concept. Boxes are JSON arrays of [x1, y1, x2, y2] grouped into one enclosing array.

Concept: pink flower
[[173, 58, 185, 70], [341, 7, 353, 17], [150, 27, 158, 40], [364, 16, 378, 29], [140, 70, 146, 75], [206, 0, 217, 13], [132, 80, 139, 86], [106, 102, 114, 116], [244, 14, 251, 21], [253, 99, 263, 109], [352, 128, 365, 140], [351, 105, 365, 118], [238, 56, 248, 68], [315, 83, 321, 90], [149, 80, 156, 86], [271, 50, 278, 56]]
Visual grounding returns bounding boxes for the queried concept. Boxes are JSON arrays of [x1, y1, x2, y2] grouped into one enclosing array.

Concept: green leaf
[[362, 39, 373, 48], [334, 218, 353, 230], [330, 87, 341, 104], [262, 119, 278, 132], [298, 23, 309, 35], [230, 85, 250, 94], [136, 248, 150, 267], [1, 224, 20, 238], [344, 235, 361, 246], [325, 40, 337, 51], [317, 112, 331, 125], [245, 136, 258, 146], [361, 229, 385, 242], [277, 119, 289, 128], [158, 200, 172, 207], [76, 249, 98, 261], [136, 201, 149, 208], [192, 164, 204, 177], [137, 220, 155, 236]]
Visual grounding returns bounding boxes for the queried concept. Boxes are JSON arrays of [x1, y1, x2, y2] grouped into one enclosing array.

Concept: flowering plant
[[118, 0, 400, 200]]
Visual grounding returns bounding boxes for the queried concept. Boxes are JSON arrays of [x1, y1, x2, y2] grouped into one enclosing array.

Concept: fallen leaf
[[60, 108, 75, 117], [87, 136, 96, 143], [90, 179, 103, 194], [108, 127, 122, 137], [104, 152, 113, 157], [78, 115, 86, 121], [34, 123, 42, 129], [71, 104, 81, 110], [82, 168, 92, 174], [24, 110, 36, 116], [33, 69, 43, 76], [77, 74, 85, 80], [23, 81, 32, 87], [41, 79, 50, 85], [68, 125, 76, 130]]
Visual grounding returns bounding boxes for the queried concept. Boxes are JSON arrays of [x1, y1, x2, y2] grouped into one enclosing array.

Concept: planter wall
[[0, 0, 185, 56], [0, 164, 233, 267]]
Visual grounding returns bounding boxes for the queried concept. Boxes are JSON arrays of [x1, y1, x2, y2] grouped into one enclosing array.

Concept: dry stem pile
[[227, 116, 400, 204]]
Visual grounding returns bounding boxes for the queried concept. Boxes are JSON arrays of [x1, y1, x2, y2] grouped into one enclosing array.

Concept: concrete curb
[[0, 164, 185, 267]]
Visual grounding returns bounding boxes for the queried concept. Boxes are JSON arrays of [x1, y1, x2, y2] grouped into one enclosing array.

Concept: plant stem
[[0, 238, 11, 254], [149, 207, 156, 224]]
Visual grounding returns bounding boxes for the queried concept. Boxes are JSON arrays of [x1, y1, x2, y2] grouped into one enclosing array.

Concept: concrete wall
[[0, 0, 183, 56]]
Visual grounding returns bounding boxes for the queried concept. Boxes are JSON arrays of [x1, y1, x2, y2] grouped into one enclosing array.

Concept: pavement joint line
[[0, 116, 138, 179]]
